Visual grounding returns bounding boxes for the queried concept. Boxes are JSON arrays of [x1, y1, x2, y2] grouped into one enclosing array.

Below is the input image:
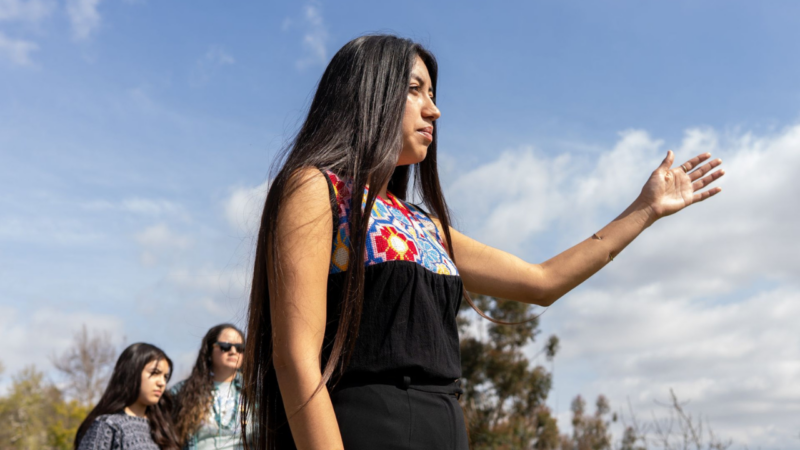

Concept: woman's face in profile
[[397, 56, 441, 166]]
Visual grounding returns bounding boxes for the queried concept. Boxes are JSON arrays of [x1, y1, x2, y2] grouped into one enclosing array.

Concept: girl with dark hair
[[242, 34, 724, 450], [171, 324, 245, 450], [75, 342, 180, 450]]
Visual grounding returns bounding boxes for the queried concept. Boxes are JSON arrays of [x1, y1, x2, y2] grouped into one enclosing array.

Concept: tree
[[51, 325, 118, 405], [0, 325, 116, 449], [566, 394, 615, 450], [618, 389, 732, 450], [458, 294, 561, 449], [0, 365, 90, 450]]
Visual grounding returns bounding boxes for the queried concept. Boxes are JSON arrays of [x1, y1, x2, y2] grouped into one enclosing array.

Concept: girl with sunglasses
[[75, 342, 180, 450], [171, 324, 245, 450]]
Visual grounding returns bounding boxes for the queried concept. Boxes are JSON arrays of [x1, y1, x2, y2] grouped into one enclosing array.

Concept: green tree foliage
[[567, 394, 615, 450], [0, 366, 90, 450], [458, 294, 561, 449], [0, 326, 114, 449]]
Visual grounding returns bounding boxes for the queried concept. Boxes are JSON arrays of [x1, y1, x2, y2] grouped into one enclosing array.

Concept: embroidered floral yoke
[[321, 170, 464, 380]]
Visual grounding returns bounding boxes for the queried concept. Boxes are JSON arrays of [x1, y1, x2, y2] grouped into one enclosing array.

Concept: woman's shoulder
[[77, 415, 123, 450], [403, 201, 442, 234], [319, 168, 351, 201], [92, 413, 125, 428], [169, 378, 188, 396], [97, 412, 150, 429], [283, 166, 338, 202]]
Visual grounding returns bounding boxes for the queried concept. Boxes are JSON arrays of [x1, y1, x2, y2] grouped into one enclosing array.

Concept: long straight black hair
[[241, 34, 457, 449], [74, 342, 180, 450]]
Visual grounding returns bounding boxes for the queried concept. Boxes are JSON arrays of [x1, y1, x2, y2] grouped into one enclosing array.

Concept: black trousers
[[331, 375, 469, 450]]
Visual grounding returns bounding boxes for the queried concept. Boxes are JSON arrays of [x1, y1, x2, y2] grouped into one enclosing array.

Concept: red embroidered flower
[[374, 225, 418, 262]]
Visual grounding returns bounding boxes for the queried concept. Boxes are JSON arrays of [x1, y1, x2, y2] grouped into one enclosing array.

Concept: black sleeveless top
[[322, 170, 463, 380]]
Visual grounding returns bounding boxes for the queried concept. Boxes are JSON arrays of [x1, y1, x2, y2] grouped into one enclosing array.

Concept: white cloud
[[294, 2, 328, 69], [167, 266, 246, 294], [223, 180, 269, 237], [446, 123, 800, 448], [122, 198, 184, 216], [0, 31, 38, 66], [66, 0, 102, 41], [135, 223, 191, 249], [0, 305, 124, 391], [448, 149, 575, 249], [0, 0, 54, 23], [549, 285, 800, 448], [163, 265, 251, 323], [0, 0, 55, 66], [134, 223, 192, 266], [190, 45, 235, 87], [0, 215, 104, 244], [82, 197, 189, 220]]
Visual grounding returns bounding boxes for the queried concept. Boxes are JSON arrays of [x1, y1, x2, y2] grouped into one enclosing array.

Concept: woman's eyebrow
[[410, 74, 434, 94], [410, 74, 426, 85]]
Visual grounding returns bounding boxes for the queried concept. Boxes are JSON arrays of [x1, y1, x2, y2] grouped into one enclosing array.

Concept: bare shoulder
[[429, 216, 464, 241], [274, 166, 333, 242], [284, 166, 330, 202], [280, 167, 332, 218]]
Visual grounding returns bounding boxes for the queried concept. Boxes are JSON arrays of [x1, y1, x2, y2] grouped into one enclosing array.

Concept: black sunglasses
[[214, 341, 244, 353]]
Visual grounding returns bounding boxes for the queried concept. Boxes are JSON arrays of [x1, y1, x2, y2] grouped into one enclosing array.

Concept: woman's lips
[[417, 127, 433, 142]]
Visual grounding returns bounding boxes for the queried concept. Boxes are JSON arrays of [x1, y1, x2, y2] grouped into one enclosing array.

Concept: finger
[[692, 186, 722, 203], [659, 150, 674, 170], [689, 158, 723, 182], [692, 168, 725, 191], [680, 152, 712, 174]]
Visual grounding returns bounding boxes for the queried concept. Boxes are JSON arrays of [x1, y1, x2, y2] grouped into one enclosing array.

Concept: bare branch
[[50, 324, 118, 406]]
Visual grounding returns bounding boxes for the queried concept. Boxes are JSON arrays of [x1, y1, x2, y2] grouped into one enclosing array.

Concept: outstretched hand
[[639, 150, 724, 220]]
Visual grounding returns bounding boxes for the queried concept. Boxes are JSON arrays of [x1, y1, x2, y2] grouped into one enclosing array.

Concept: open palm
[[639, 150, 724, 219]]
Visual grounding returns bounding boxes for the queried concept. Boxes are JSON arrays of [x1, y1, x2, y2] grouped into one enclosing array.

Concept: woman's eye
[[409, 85, 420, 92]]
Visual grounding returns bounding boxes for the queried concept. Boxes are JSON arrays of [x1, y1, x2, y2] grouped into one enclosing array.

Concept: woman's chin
[[396, 149, 428, 166]]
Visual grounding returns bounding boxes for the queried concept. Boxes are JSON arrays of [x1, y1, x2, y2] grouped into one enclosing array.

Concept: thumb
[[658, 150, 674, 170]]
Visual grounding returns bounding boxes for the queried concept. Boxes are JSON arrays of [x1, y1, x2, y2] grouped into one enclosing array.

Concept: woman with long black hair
[[171, 324, 245, 450], [241, 34, 724, 450], [75, 342, 180, 450]]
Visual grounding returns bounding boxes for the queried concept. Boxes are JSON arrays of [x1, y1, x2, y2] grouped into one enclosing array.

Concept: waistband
[[333, 371, 464, 399]]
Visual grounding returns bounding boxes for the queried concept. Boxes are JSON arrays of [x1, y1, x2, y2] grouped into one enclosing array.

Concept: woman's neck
[[365, 173, 391, 201], [376, 182, 389, 201], [213, 367, 237, 383], [124, 403, 147, 418]]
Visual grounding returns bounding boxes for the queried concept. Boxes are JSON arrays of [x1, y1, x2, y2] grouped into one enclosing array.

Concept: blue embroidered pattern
[[326, 170, 459, 276]]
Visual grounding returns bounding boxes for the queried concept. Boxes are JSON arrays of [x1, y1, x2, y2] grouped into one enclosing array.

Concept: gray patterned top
[[77, 413, 160, 450]]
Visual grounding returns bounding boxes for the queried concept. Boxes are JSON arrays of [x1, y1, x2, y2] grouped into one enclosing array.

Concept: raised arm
[[445, 151, 723, 306], [268, 168, 343, 450]]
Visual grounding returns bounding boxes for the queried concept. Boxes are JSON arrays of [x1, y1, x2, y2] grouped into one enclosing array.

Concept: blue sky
[[2, 0, 799, 448]]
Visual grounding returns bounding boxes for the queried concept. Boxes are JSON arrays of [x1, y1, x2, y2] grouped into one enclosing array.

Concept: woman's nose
[[424, 98, 441, 121]]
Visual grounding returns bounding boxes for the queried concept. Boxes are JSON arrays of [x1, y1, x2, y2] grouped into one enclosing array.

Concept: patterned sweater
[[77, 413, 159, 450]]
